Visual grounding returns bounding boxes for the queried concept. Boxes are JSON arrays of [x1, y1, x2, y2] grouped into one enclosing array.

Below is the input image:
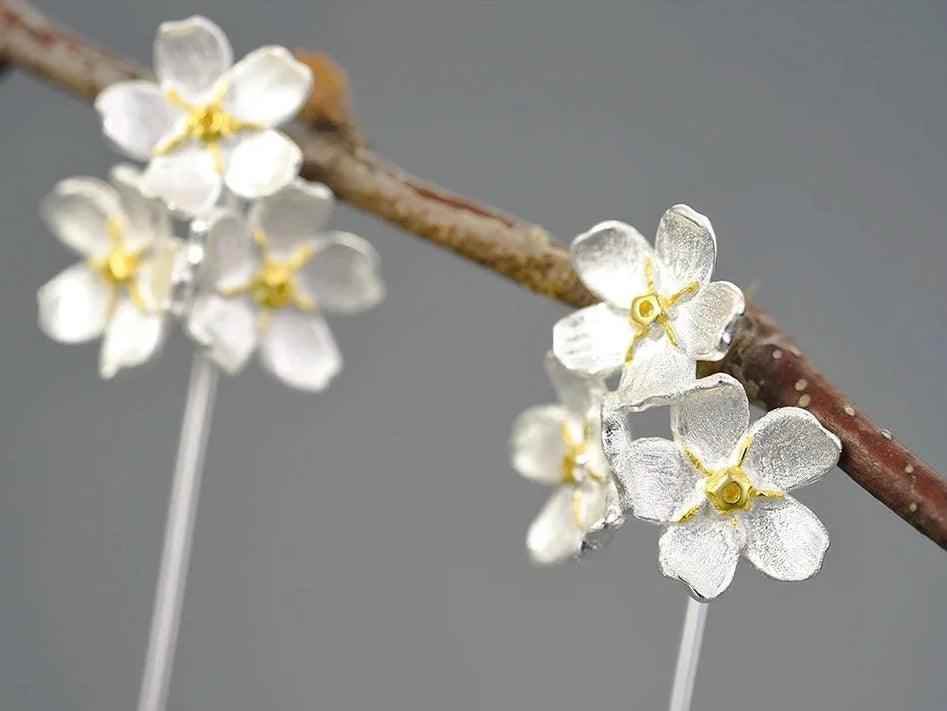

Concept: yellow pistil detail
[[560, 420, 607, 486], [154, 85, 260, 174], [678, 436, 783, 520], [561, 422, 586, 485], [92, 218, 147, 313], [625, 258, 700, 364], [219, 230, 317, 316]]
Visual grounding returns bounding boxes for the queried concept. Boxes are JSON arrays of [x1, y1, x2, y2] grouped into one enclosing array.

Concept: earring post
[[137, 353, 219, 711], [668, 596, 708, 711]]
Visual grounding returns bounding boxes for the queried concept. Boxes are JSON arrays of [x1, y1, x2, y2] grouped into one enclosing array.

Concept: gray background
[[1, 1, 945, 709]]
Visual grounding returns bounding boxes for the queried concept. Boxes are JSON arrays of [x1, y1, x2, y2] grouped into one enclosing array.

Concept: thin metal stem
[[137, 354, 219, 711], [668, 597, 709, 711]]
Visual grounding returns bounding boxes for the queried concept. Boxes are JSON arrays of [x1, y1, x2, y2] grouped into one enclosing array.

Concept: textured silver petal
[[616, 335, 695, 410], [743, 496, 829, 582], [553, 303, 634, 377], [224, 46, 312, 127], [670, 373, 749, 471], [658, 513, 745, 601], [187, 294, 257, 374], [544, 350, 606, 421], [299, 232, 384, 314], [99, 298, 166, 379], [581, 478, 625, 557], [604, 435, 702, 523], [259, 311, 342, 391], [571, 220, 654, 309], [654, 204, 717, 293], [154, 16, 233, 103], [37, 263, 112, 344], [200, 209, 258, 292], [743, 407, 842, 492], [225, 130, 301, 200], [673, 280, 745, 361], [110, 165, 172, 251], [526, 487, 587, 566], [141, 148, 222, 217], [247, 178, 334, 259], [510, 405, 571, 486], [40, 177, 123, 259], [95, 81, 183, 161]]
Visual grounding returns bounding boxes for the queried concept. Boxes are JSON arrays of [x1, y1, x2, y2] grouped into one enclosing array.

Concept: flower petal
[[247, 178, 332, 258], [225, 130, 301, 200], [37, 263, 112, 343], [526, 487, 586, 566], [582, 478, 625, 555], [655, 204, 717, 293], [188, 294, 257, 374], [659, 514, 745, 600], [110, 165, 171, 251], [602, 430, 702, 523], [742, 407, 841, 492], [41, 177, 122, 259], [136, 241, 180, 312], [259, 312, 342, 391], [99, 299, 166, 378], [616, 335, 696, 409], [544, 351, 605, 420], [571, 220, 654, 309], [95, 81, 183, 161], [670, 373, 749, 471], [553, 303, 635, 376], [743, 496, 829, 581], [298, 232, 384, 314], [142, 148, 222, 217], [511, 405, 570, 485], [199, 210, 258, 292], [154, 16, 232, 102], [673, 281, 744, 360], [224, 46, 312, 126]]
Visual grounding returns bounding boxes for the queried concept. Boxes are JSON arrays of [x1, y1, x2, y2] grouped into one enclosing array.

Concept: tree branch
[[2, 0, 945, 549]]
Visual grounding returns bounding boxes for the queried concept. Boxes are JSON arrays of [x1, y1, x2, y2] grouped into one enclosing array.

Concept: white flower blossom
[[602, 373, 841, 600], [188, 178, 384, 390], [553, 205, 744, 408], [511, 353, 623, 565], [95, 16, 312, 216], [37, 167, 180, 378]]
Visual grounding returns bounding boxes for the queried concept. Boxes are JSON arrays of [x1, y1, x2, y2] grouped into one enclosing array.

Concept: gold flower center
[[631, 293, 661, 326], [678, 437, 784, 520], [625, 258, 700, 364], [104, 245, 139, 285], [251, 261, 298, 310], [219, 231, 317, 317], [704, 467, 754, 513], [187, 102, 240, 144], [91, 218, 149, 315], [153, 85, 260, 173]]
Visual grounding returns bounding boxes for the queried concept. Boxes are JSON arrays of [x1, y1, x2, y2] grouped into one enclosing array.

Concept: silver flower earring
[[37, 166, 181, 378], [553, 205, 744, 407], [603, 373, 841, 601], [510, 352, 623, 564], [34, 15, 385, 711], [521, 204, 841, 711]]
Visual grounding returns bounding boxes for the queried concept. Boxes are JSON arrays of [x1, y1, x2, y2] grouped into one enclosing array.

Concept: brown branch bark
[[2, 0, 946, 549]]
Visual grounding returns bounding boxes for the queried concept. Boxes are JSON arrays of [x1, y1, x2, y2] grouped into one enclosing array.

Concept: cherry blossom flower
[[554, 205, 744, 408], [38, 167, 180, 378], [602, 373, 841, 600], [511, 353, 623, 565], [96, 16, 311, 216], [187, 179, 384, 390]]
